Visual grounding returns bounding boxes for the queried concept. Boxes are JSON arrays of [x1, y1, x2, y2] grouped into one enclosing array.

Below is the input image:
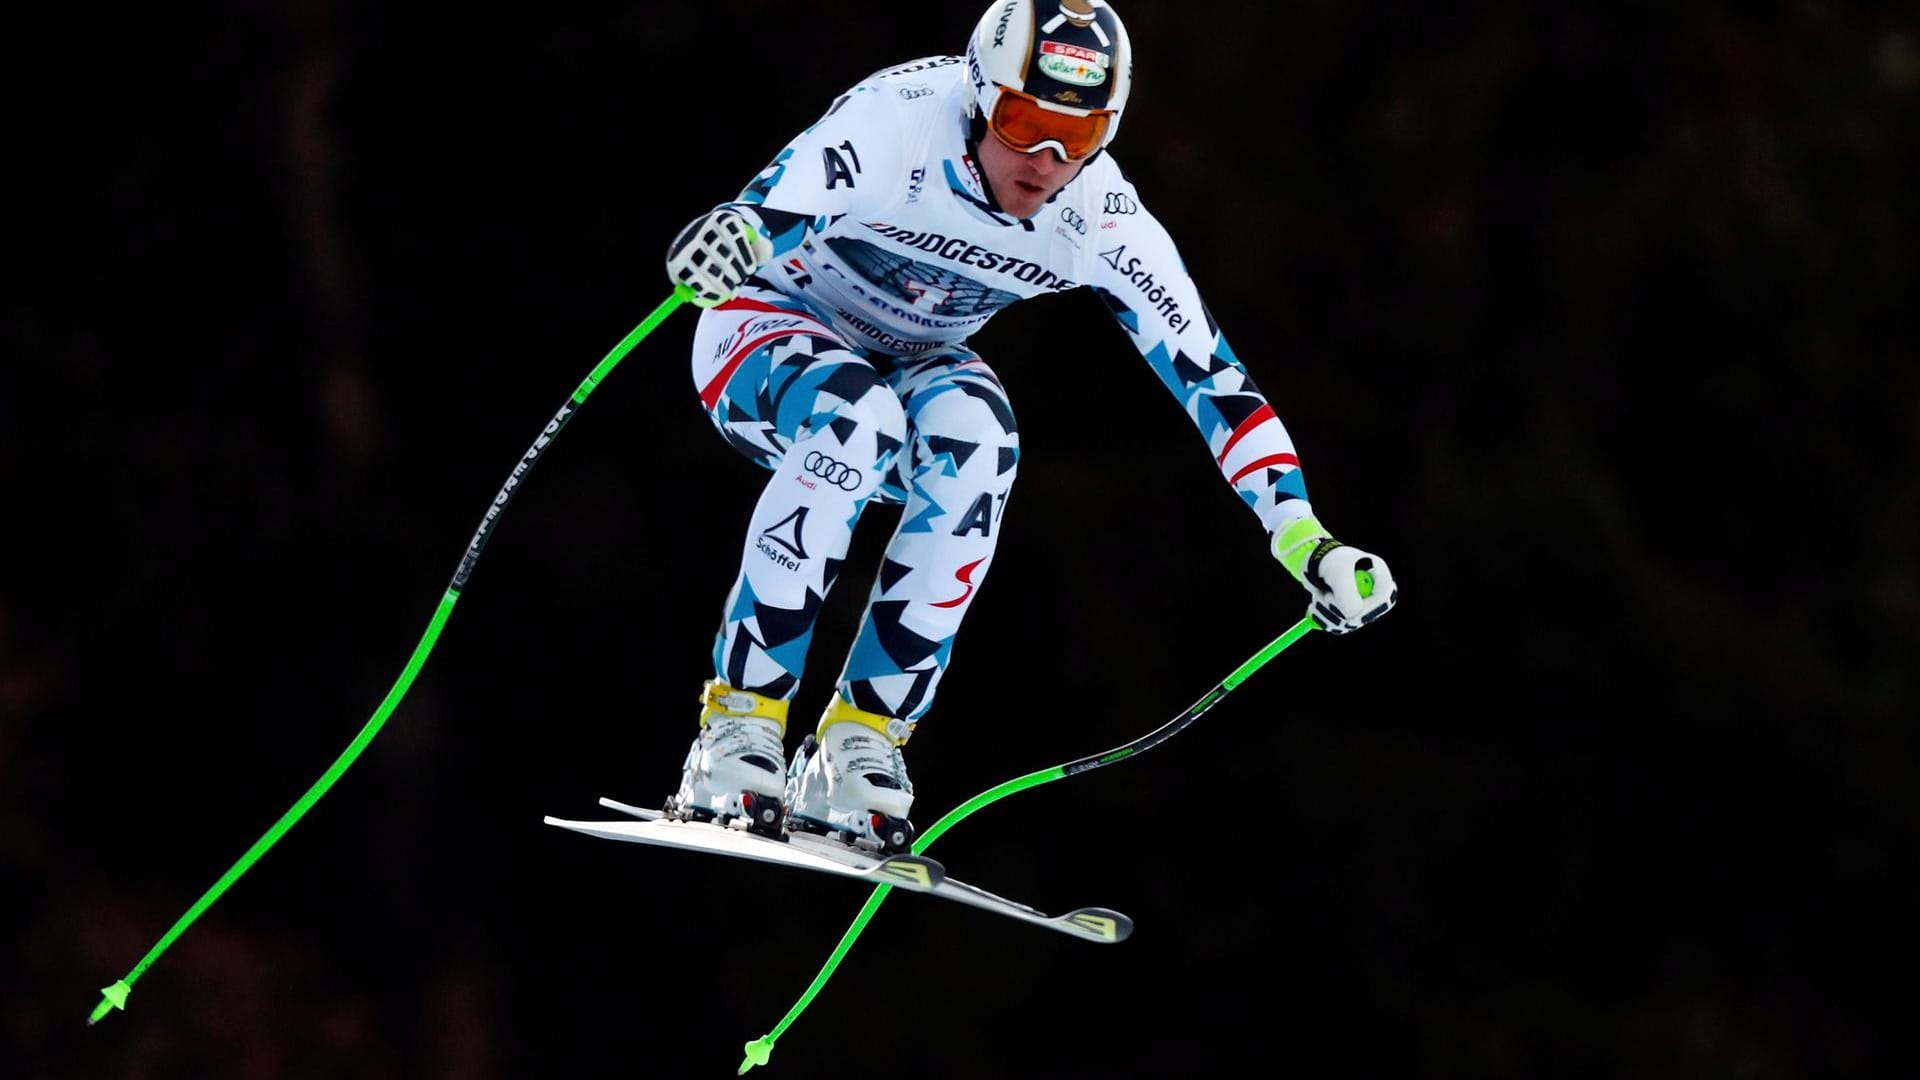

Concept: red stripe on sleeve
[[1215, 403, 1277, 465], [714, 298, 797, 314], [1227, 452, 1300, 486]]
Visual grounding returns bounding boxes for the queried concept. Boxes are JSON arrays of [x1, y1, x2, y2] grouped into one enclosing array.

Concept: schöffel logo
[[757, 507, 809, 569], [1097, 245, 1191, 334], [1103, 192, 1139, 215], [803, 450, 863, 491]]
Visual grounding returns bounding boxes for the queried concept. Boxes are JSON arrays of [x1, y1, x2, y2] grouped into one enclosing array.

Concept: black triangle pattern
[[925, 435, 978, 470], [755, 586, 826, 648], [955, 380, 1018, 435], [879, 557, 912, 595], [1211, 393, 1268, 429], [864, 600, 941, 669]]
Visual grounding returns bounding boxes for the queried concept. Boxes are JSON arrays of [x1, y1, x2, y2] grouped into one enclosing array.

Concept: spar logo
[[1098, 245, 1191, 334], [1038, 41, 1109, 87]]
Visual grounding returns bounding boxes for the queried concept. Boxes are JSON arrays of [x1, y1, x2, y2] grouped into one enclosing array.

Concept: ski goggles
[[984, 88, 1113, 162]]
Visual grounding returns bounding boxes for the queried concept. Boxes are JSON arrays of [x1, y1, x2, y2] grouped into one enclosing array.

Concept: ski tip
[[596, 796, 661, 820], [1062, 907, 1134, 944], [738, 1035, 775, 1073]]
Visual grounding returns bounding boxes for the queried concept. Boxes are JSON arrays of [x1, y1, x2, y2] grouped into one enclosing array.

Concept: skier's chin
[[1002, 180, 1052, 219]]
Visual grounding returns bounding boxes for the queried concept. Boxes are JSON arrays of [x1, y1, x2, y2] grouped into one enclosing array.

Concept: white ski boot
[[664, 679, 789, 839], [785, 696, 917, 853]]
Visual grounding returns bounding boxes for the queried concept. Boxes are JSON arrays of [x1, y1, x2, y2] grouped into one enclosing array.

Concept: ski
[[546, 798, 1132, 945], [543, 805, 945, 892]]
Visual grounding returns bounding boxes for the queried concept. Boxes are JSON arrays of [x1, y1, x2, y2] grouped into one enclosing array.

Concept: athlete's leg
[[833, 347, 1019, 721], [689, 286, 907, 702]]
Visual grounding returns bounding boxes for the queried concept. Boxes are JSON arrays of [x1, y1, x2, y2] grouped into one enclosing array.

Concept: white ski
[[543, 798, 1132, 945], [544, 804, 945, 892]]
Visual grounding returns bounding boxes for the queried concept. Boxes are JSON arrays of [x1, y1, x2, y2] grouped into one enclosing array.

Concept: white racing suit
[[688, 55, 1315, 722]]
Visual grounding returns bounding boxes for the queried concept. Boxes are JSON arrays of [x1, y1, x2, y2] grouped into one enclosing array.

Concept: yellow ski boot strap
[[700, 679, 789, 735], [820, 695, 916, 747]]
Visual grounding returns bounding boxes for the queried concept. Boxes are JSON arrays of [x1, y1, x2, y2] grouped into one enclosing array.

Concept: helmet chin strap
[[964, 112, 1010, 215]]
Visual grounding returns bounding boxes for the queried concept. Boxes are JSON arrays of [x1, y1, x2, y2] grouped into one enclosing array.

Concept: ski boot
[[663, 679, 789, 841], [784, 696, 916, 854]]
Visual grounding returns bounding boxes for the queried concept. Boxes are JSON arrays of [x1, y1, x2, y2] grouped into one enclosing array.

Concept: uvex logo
[[992, 0, 1016, 46]]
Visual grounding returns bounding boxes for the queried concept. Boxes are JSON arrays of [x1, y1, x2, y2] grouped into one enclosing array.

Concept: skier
[[660, 0, 1397, 851]]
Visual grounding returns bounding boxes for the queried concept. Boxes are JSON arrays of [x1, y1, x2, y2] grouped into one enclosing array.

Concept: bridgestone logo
[[862, 222, 1076, 290]]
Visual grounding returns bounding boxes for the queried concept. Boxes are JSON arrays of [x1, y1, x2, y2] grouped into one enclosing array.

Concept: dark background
[[7, 2, 1916, 1077]]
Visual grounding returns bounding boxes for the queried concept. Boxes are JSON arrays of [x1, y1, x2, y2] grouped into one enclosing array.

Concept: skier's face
[[977, 132, 1084, 220]]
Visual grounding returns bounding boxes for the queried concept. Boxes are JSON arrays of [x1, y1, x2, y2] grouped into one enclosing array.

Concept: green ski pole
[[742, 596, 1357, 1073], [88, 286, 692, 1026]]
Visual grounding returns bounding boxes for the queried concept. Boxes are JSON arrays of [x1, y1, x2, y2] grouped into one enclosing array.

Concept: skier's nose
[[1029, 148, 1071, 177]]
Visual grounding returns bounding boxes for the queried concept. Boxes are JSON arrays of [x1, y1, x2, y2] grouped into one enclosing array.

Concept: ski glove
[[665, 206, 773, 308], [1272, 516, 1399, 634]]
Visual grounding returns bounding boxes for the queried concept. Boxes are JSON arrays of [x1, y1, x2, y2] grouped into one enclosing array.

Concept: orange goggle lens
[[987, 90, 1112, 161]]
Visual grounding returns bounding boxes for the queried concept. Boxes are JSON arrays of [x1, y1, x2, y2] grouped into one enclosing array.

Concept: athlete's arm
[[1087, 181, 1312, 537], [724, 84, 909, 260], [1088, 176, 1397, 632], [665, 80, 909, 306]]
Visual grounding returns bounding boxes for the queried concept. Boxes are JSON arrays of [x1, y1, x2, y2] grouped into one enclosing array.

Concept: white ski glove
[[1271, 516, 1398, 634], [665, 206, 773, 308]]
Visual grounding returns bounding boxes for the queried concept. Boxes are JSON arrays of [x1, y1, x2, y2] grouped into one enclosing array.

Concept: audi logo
[[1102, 192, 1139, 215], [1060, 207, 1087, 234], [803, 450, 863, 490]]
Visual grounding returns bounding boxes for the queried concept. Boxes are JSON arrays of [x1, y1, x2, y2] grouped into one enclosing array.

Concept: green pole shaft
[[90, 288, 690, 1026], [739, 615, 1320, 1072]]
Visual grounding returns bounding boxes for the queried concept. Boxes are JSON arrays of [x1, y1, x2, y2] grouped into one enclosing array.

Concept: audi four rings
[[803, 450, 864, 490]]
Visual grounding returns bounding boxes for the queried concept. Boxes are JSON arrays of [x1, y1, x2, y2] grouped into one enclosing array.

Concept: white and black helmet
[[965, 0, 1133, 160]]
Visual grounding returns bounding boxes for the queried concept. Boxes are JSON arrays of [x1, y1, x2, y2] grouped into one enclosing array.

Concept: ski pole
[[740, 587, 1365, 1073], [88, 286, 693, 1027]]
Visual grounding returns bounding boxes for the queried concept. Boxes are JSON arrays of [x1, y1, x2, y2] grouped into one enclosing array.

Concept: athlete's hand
[[666, 206, 773, 308], [1271, 517, 1398, 634]]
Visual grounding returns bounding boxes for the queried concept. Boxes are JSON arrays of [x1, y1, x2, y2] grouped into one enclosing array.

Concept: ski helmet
[[965, 0, 1133, 161]]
